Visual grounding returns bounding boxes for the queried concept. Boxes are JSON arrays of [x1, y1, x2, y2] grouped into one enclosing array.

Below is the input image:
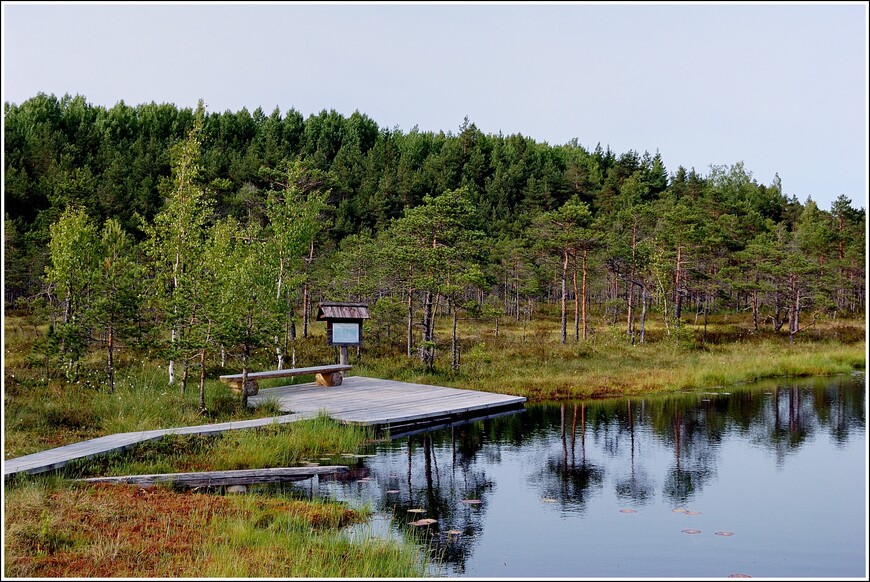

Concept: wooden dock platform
[[4, 376, 525, 478], [248, 375, 526, 429]]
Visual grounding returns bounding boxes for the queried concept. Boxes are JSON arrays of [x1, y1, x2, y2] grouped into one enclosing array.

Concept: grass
[[53, 415, 379, 479], [354, 311, 865, 400], [3, 479, 426, 578]]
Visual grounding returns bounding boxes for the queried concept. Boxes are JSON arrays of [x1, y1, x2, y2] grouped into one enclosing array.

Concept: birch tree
[[144, 100, 212, 389]]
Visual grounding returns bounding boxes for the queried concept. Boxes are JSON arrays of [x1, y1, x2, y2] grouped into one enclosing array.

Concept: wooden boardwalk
[[3, 412, 315, 478], [248, 375, 526, 427], [4, 376, 525, 478]]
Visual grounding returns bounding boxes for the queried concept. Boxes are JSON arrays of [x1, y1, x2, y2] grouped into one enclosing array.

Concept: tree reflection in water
[[615, 400, 655, 504], [312, 374, 864, 576]]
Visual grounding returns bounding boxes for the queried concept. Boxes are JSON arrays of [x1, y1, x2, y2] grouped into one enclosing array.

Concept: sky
[[2, 2, 868, 212]]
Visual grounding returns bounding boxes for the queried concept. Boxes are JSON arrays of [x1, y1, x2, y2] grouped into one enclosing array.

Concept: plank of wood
[[75, 466, 349, 488]]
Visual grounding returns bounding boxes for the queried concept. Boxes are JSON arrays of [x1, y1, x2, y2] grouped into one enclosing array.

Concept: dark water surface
[[303, 374, 866, 578]]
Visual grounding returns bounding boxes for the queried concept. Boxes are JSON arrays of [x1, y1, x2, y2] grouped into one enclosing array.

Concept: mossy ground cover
[[3, 480, 424, 578]]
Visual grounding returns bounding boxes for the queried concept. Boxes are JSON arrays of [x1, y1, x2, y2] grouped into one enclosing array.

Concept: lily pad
[[715, 531, 735, 537], [541, 498, 558, 503], [619, 508, 637, 513], [684, 511, 702, 515], [460, 499, 483, 504], [385, 489, 400, 494], [681, 529, 702, 534], [410, 518, 437, 526], [407, 508, 426, 513], [672, 508, 689, 513], [446, 529, 462, 535], [727, 574, 751, 578]]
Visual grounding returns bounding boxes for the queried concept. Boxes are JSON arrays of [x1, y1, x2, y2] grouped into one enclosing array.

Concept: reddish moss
[[5, 483, 363, 578]]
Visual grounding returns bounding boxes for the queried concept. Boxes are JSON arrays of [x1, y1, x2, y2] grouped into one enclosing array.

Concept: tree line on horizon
[[3, 93, 865, 403]]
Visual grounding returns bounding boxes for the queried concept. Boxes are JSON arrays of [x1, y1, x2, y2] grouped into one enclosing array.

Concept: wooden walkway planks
[[3, 412, 315, 477], [5, 376, 525, 478], [76, 466, 349, 488], [249, 376, 527, 425]]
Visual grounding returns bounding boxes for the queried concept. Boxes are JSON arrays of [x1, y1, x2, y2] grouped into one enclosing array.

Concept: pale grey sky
[[2, 2, 867, 211]]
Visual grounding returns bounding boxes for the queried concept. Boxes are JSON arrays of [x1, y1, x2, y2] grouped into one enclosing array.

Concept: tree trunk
[[789, 274, 800, 344], [302, 282, 310, 339], [627, 224, 637, 342], [674, 244, 683, 324], [639, 282, 647, 344], [581, 249, 588, 340], [406, 287, 414, 358], [303, 237, 314, 338], [702, 296, 709, 343], [422, 289, 434, 367], [773, 283, 786, 333], [107, 325, 115, 393], [241, 344, 250, 409], [199, 348, 207, 413], [610, 272, 619, 325], [181, 360, 189, 395], [752, 274, 759, 332], [169, 328, 176, 385], [560, 248, 568, 345], [451, 308, 459, 371], [572, 252, 579, 342]]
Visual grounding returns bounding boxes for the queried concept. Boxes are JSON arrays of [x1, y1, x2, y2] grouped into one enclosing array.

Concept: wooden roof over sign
[[316, 302, 371, 321]]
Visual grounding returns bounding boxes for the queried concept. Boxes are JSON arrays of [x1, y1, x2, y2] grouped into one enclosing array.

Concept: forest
[[3, 93, 866, 406]]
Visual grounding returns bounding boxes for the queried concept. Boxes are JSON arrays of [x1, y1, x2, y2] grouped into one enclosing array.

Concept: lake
[[298, 373, 867, 578]]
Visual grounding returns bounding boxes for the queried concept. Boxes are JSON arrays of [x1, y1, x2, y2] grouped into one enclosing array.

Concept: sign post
[[316, 302, 371, 367]]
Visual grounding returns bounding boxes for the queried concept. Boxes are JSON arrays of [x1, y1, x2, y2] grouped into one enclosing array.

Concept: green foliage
[[6, 93, 866, 394], [44, 206, 99, 380], [143, 100, 213, 387]]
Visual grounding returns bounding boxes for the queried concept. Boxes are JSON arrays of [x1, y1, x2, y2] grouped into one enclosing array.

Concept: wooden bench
[[219, 364, 352, 396]]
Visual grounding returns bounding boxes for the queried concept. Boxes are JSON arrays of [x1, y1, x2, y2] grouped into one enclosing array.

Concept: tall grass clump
[[206, 414, 378, 470], [54, 414, 378, 478], [201, 497, 426, 578]]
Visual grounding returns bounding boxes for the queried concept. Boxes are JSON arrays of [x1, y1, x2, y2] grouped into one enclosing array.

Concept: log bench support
[[220, 364, 353, 396]]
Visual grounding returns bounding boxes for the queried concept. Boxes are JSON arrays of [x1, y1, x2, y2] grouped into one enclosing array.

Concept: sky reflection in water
[[305, 374, 866, 578]]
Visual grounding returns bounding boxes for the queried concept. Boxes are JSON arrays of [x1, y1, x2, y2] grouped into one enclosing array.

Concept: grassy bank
[[358, 334, 866, 401], [356, 312, 865, 400], [4, 479, 424, 578]]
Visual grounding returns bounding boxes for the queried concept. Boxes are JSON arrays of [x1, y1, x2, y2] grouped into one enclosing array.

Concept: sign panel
[[331, 322, 360, 345]]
